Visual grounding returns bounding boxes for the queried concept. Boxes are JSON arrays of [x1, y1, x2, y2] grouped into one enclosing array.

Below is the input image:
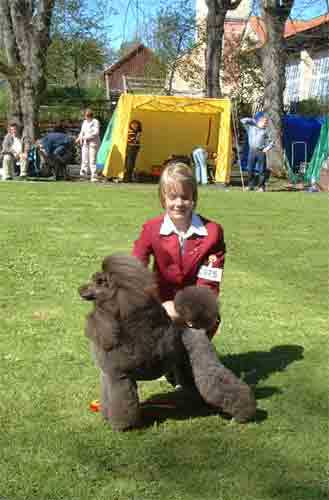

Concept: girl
[[132, 162, 225, 337]]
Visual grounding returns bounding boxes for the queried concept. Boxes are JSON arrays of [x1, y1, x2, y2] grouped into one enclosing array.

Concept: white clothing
[[11, 137, 22, 157], [80, 141, 99, 180], [78, 118, 100, 146], [78, 118, 100, 180], [160, 213, 208, 254]]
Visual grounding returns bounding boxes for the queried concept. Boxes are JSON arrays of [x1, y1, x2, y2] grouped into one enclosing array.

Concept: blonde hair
[[159, 162, 198, 208]]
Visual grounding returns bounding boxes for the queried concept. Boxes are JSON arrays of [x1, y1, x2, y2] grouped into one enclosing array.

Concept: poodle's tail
[[181, 328, 257, 423]]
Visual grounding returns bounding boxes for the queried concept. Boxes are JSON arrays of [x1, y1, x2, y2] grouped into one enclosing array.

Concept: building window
[[309, 54, 329, 99], [284, 62, 301, 104]]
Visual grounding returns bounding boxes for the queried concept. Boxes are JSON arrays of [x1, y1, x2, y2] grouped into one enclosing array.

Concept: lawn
[[0, 180, 328, 500]]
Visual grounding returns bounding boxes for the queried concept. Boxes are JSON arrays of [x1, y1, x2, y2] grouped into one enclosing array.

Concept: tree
[[0, 0, 55, 140], [205, 0, 243, 97], [222, 32, 264, 107], [47, 36, 107, 89], [151, 1, 196, 94], [258, 0, 294, 172], [47, 0, 111, 90]]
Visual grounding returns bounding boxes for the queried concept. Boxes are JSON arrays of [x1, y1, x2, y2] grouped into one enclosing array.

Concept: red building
[[103, 44, 158, 98]]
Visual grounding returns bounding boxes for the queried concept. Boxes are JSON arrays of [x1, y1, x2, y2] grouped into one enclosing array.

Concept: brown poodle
[[79, 254, 256, 431]]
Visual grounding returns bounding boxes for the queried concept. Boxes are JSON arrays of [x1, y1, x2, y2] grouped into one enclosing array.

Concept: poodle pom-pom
[[174, 286, 219, 330]]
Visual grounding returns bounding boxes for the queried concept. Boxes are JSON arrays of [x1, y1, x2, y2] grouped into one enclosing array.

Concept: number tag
[[197, 266, 223, 282]]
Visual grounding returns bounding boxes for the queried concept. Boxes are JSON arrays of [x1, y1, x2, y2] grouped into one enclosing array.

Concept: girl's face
[[164, 182, 194, 230]]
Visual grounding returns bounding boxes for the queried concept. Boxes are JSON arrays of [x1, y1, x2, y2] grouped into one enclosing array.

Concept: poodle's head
[[174, 286, 219, 331], [79, 253, 158, 318]]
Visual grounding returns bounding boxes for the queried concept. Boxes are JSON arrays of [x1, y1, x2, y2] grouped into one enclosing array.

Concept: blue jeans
[[247, 149, 266, 189], [192, 148, 208, 185]]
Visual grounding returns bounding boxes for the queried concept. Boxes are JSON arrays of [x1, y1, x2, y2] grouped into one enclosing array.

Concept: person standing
[[192, 146, 209, 185], [241, 112, 274, 191], [76, 109, 101, 182], [123, 120, 142, 182]]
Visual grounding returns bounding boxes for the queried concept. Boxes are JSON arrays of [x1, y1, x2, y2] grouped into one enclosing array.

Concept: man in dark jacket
[[37, 131, 74, 180]]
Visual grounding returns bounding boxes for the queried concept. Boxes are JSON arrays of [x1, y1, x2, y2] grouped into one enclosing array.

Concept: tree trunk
[[0, 0, 54, 141], [259, 0, 294, 173], [205, 2, 225, 97], [205, 0, 242, 98]]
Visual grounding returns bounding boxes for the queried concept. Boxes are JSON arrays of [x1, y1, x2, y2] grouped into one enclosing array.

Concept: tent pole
[[232, 102, 245, 191], [122, 75, 128, 94]]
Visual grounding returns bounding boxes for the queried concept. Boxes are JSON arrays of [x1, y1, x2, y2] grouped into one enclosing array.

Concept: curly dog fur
[[79, 254, 256, 430]]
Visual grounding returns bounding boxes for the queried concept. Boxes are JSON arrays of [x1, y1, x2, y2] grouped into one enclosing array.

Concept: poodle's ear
[[86, 311, 121, 351]]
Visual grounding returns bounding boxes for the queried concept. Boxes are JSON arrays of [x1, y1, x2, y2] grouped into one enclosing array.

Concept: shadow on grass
[[221, 344, 304, 386], [138, 344, 303, 427], [140, 389, 267, 428]]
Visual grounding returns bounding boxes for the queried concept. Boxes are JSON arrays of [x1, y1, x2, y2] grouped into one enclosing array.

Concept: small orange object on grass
[[89, 400, 101, 412]]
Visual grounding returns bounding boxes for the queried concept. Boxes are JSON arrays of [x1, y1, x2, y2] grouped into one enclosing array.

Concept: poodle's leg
[[100, 371, 112, 421], [182, 328, 257, 422], [104, 373, 141, 431], [165, 360, 195, 389]]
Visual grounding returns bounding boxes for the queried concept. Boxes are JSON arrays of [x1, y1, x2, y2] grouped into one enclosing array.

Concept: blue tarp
[[241, 114, 324, 171]]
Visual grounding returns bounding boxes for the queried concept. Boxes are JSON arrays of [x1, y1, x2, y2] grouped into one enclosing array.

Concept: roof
[[250, 13, 329, 45], [103, 44, 154, 76]]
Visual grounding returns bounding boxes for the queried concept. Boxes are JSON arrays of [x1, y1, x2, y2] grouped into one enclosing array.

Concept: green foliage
[[0, 183, 328, 500], [294, 98, 329, 117], [44, 86, 105, 102], [47, 0, 114, 89], [47, 36, 107, 88], [150, 0, 197, 92], [152, 1, 196, 64], [39, 86, 108, 122]]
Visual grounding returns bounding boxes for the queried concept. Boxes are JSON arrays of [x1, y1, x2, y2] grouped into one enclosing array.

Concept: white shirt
[[78, 119, 100, 145], [11, 137, 22, 157], [160, 213, 208, 254]]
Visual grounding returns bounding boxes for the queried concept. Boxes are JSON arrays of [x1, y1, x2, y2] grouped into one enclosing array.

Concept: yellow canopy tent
[[99, 94, 232, 183]]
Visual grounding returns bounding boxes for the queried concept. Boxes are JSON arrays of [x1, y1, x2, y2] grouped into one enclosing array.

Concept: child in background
[[76, 109, 100, 182], [191, 146, 208, 185], [241, 112, 274, 191], [124, 120, 142, 182], [132, 162, 225, 335]]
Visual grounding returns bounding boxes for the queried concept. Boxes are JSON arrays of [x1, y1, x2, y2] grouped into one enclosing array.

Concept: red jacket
[[132, 214, 226, 302]]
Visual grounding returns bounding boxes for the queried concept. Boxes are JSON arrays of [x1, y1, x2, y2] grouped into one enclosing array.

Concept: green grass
[[0, 180, 328, 500]]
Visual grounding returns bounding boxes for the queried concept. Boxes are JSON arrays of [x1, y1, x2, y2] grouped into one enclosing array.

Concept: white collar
[[160, 213, 208, 238]]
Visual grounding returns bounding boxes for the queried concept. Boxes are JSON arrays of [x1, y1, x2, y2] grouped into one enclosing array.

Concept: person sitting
[[1, 123, 29, 181], [37, 130, 74, 180]]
